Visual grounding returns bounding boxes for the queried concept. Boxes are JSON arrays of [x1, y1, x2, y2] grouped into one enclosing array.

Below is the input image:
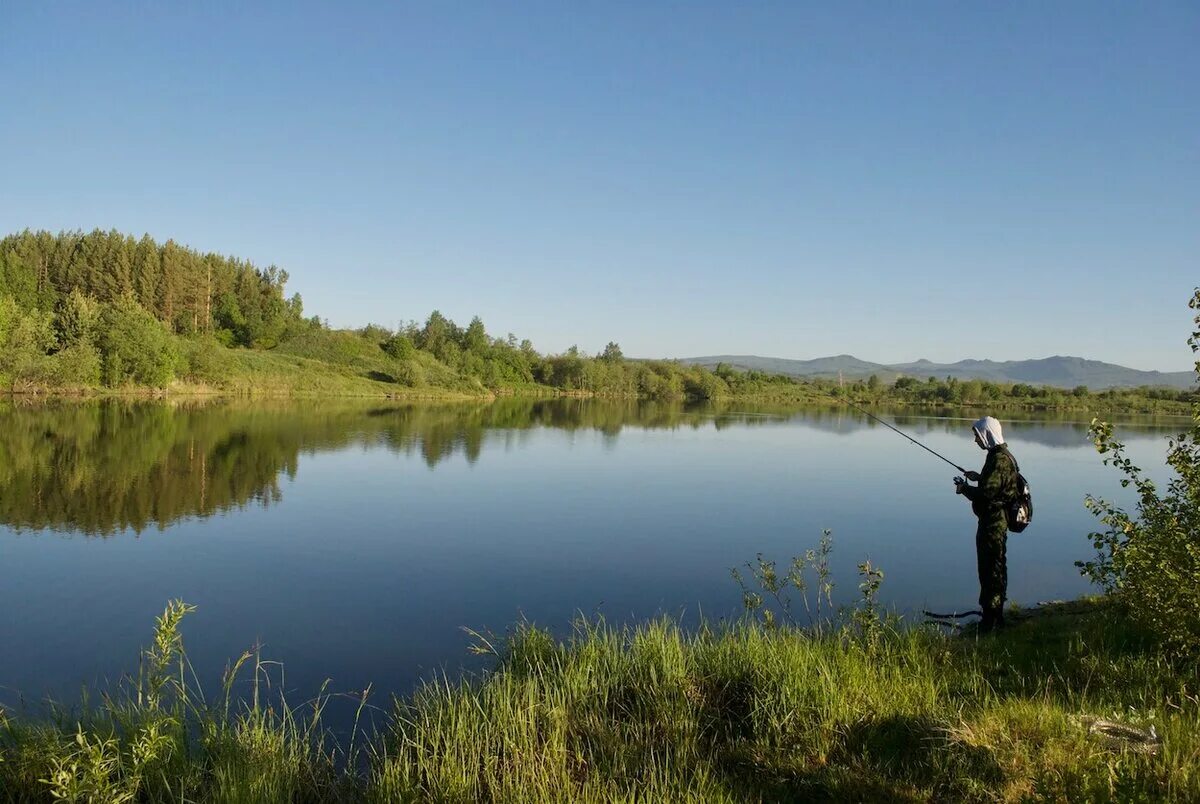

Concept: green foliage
[[31, 601, 196, 803], [1, 229, 301, 348], [1078, 288, 1200, 657], [463, 315, 488, 354], [600, 341, 624, 363], [274, 327, 479, 392], [682, 368, 727, 400], [98, 298, 180, 388], [56, 289, 101, 349], [830, 373, 1193, 414], [851, 560, 886, 652], [415, 310, 454, 358], [28, 344, 103, 388], [180, 336, 235, 384], [0, 230, 820, 400], [733, 534, 888, 652], [1, 600, 351, 803], [731, 529, 834, 629], [18, 228, 1179, 409], [0, 295, 57, 388], [5, 597, 1196, 801], [381, 332, 416, 361]]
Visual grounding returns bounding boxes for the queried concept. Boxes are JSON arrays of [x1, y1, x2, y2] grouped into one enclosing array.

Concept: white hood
[[972, 416, 1005, 449]]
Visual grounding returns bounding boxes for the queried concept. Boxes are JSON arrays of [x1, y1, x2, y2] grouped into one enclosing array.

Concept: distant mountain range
[[678, 354, 1195, 390]]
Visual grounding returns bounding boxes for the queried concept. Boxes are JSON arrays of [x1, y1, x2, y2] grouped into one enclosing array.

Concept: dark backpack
[[1005, 452, 1033, 533]]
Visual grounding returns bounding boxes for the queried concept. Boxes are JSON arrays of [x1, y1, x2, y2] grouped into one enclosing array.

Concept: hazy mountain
[[681, 354, 1194, 390], [683, 354, 896, 378]]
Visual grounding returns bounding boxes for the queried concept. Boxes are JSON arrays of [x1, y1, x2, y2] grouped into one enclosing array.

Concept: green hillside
[[0, 230, 813, 401]]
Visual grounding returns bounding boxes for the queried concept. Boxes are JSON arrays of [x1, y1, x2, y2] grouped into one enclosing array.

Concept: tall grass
[[2, 598, 1197, 802], [0, 601, 354, 803]]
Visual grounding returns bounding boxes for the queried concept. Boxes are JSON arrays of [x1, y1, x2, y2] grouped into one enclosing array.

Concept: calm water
[[0, 398, 1179, 715]]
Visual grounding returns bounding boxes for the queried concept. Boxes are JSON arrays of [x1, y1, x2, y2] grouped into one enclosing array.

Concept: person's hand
[[954, 477, 966, 494], [964, 471, 980, 481]]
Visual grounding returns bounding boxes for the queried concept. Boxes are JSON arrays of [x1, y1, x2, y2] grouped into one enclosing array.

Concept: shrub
[[56, 288, 102, 348], [0, 296, 57, 386], [32, 344, 103, 388], [1079, 287, 1200, 657], [182, 336, 234, 384], [99, 297, 180, 388], [382, 333, 416, 361]]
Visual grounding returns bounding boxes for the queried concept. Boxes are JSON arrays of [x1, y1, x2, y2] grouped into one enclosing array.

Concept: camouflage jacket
[[961, 444, 1018, 520]]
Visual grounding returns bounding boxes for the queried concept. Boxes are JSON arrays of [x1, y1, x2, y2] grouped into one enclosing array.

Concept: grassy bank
[[6, 338, 1192, 414], [2, 598, 1195, 802]]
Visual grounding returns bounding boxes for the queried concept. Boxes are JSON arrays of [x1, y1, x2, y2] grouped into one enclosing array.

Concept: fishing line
[[818, 388, 970, 474]]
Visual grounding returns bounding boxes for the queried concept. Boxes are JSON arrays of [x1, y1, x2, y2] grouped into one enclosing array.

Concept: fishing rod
[[820, 388, 970, 474]]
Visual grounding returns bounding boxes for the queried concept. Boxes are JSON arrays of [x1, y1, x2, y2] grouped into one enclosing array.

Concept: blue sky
[[2, 2, 1196, 370]]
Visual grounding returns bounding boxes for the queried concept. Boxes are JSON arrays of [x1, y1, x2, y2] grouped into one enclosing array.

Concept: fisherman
[[954, 416, 1019, 632]]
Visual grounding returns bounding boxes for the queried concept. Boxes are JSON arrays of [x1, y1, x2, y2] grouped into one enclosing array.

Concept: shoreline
[[1, 595, 1194, 801], [2, 385, 1192, 417]]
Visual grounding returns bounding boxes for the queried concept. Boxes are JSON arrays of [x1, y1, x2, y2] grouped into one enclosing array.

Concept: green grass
[[2, 598, 1196, 802], [201, 348, 475, 398], [170, 331, 484, 399], [15, 322, 1193, 412]]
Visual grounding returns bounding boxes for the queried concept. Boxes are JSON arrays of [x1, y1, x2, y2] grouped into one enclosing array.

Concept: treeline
[[337, 314, 807, 399], [1, 229, 1191, 408], [0, 229, 814, 399], [816, 373, 1195, 413], [0, 229, 313, 390], [0, 229, 305, 344]]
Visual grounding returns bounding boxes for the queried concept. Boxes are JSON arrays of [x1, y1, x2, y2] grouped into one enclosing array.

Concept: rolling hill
[[680, 354, 1194, 390]]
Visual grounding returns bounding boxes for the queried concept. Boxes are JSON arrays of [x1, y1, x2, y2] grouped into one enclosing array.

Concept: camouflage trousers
[[975, 516, 1008, 612]]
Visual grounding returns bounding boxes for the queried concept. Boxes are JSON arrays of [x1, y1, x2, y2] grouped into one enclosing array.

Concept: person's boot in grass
[[978, 610, 996, 634], [981, 606, 1005, 633]]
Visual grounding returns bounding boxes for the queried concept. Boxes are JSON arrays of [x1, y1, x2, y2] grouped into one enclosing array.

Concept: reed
[[2, 598, 1196, 802]]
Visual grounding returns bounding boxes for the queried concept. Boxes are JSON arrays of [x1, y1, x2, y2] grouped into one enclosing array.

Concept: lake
[[0, 397, 1179, 720]]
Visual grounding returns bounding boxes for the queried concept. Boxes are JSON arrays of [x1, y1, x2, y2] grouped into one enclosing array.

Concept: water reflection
[[0, 396, 1184, 718], [0, 397, 1179, 536]]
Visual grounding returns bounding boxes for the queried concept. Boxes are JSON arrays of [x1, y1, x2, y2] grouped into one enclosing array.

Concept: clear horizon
[[2, 2, 1196, 371]]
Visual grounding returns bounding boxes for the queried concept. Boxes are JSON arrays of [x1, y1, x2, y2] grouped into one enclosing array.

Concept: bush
[[32, 344, 103, 388], [382, 333, 416, 361], [1079, 288, 1200, 657], [182, 336, 234, 384], [56, 288, 102, 348], [0, 296, 57, 386], [99, 297, 180, 388]]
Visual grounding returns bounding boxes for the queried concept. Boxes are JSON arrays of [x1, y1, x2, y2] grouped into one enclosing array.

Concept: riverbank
[[1, 598, 1194, 802], [5, 367, 1192, 417]]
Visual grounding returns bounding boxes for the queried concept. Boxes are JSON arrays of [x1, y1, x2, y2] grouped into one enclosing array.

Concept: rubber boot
[[978, 610, 996, 634], [992, 607, 1006, 630]]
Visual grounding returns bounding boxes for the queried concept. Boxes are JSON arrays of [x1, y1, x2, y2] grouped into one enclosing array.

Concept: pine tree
[[133, 235, 160, 313], [464, 316, 488, 354], [159, 239, 182, 330]]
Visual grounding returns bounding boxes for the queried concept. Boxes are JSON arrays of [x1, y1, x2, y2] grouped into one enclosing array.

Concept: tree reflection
[[0, 398, 1178, 535]]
